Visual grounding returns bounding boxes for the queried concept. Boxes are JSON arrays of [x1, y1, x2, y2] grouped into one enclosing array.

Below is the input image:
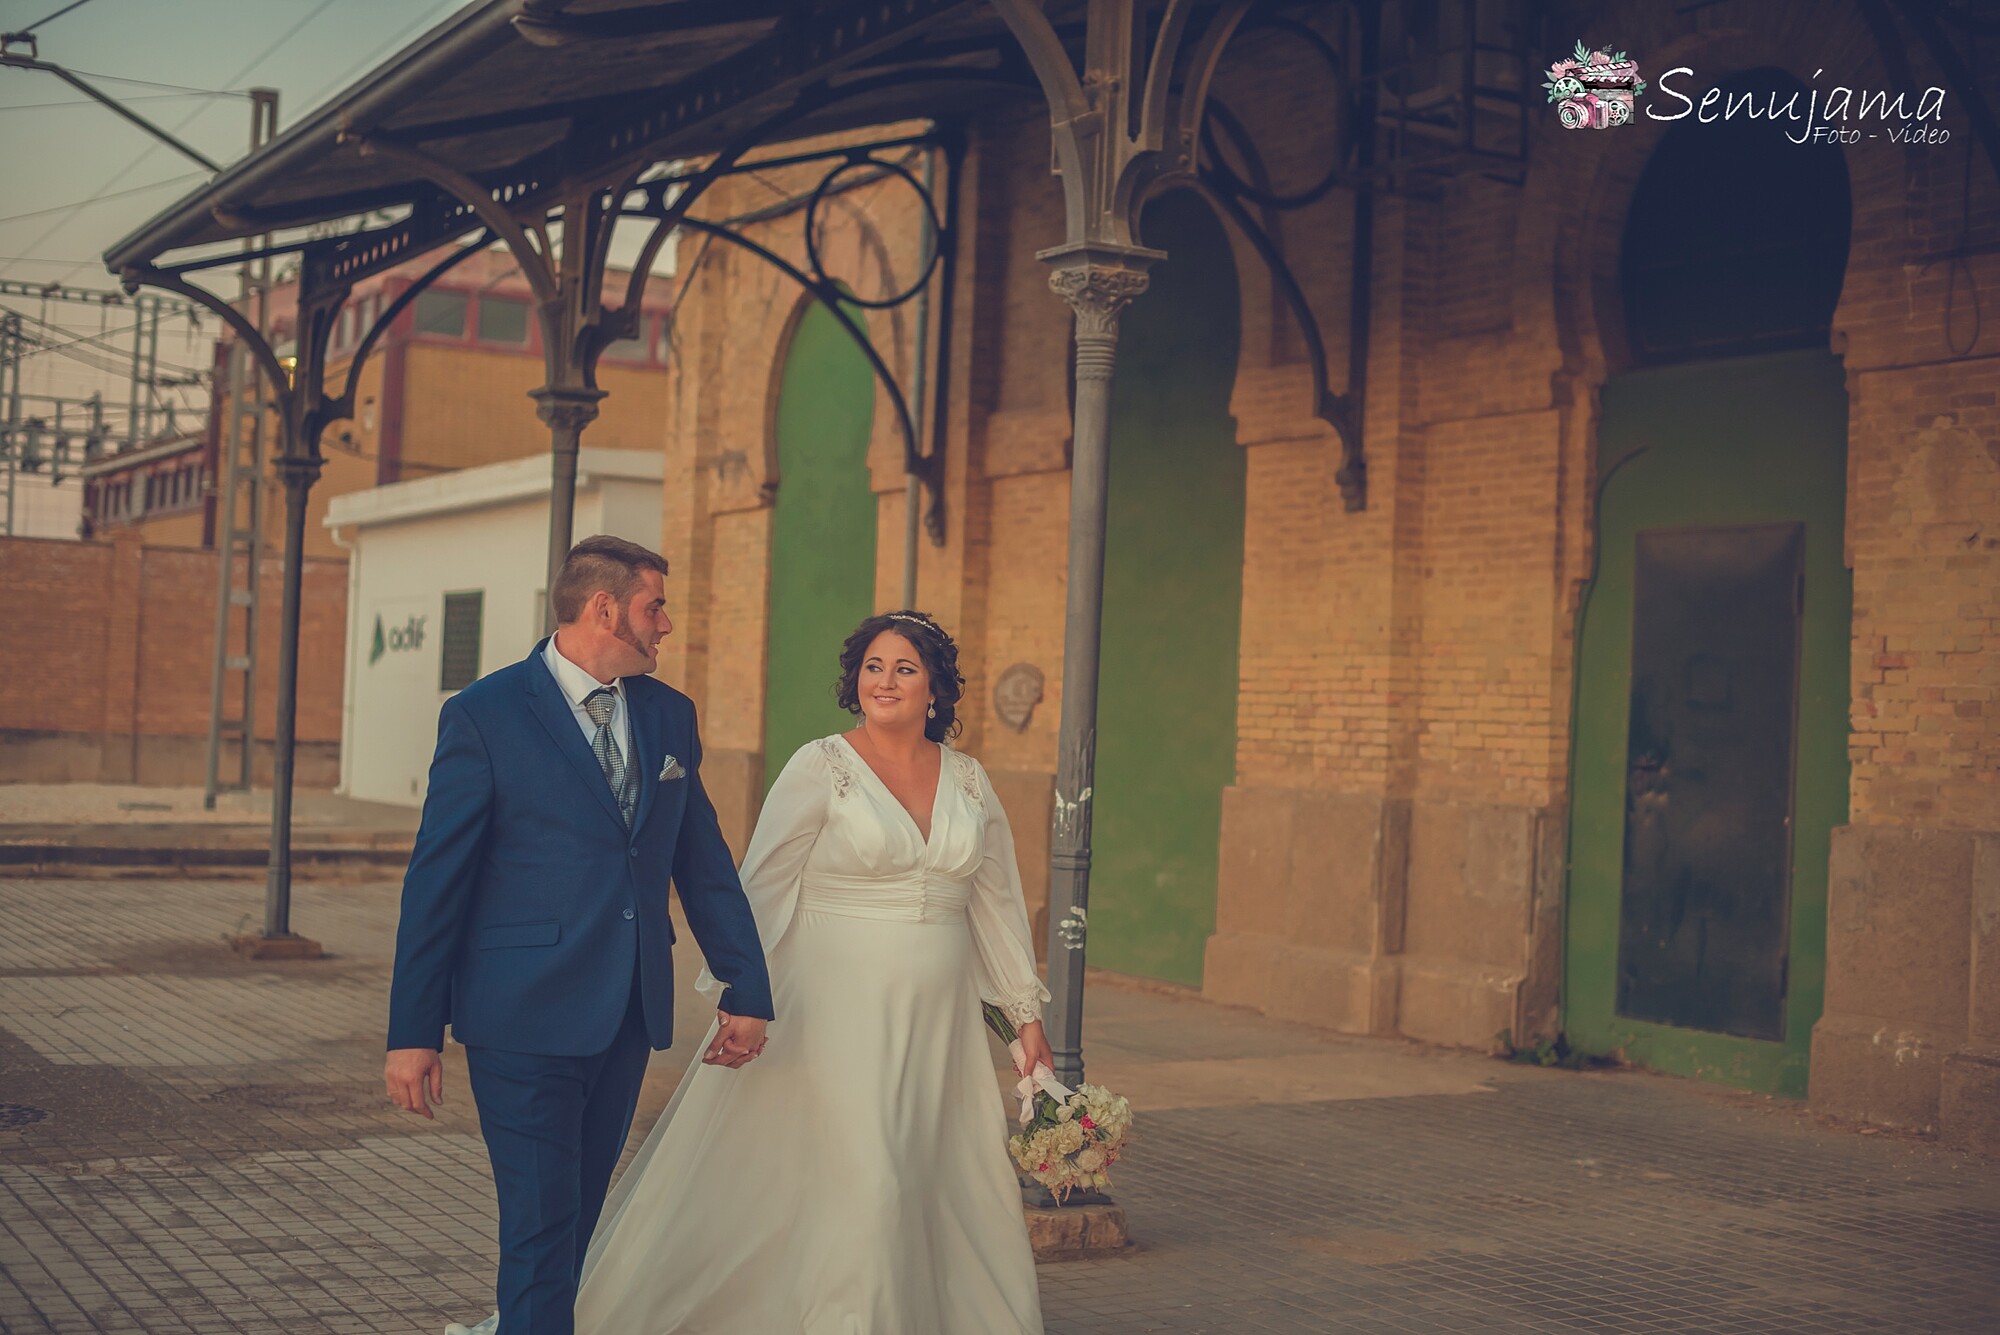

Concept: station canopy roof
[[104, 0, 1073, 273]]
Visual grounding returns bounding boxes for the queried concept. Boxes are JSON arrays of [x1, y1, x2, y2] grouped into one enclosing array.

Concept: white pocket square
[[658, 755, 686, 781]]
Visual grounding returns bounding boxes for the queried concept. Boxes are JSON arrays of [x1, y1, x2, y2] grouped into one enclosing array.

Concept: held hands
[[385, 1047, 445, 1119], [704, 1012, 768, 1068]]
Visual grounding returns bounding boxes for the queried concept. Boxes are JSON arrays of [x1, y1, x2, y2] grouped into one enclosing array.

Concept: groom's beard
[[611, 608, 651, 663]]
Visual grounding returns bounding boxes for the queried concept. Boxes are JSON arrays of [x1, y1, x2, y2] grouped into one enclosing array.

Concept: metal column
[[991, 0, 1250, 1092], [1038, 247, 1153, 1091]]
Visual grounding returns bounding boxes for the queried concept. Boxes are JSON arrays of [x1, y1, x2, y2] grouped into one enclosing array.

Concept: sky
[[0, 0, 475, 485], [0, 0, 477, 534], [1, 0, 474, 288]]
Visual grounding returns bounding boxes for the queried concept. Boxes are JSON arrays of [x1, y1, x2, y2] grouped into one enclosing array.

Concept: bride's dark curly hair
[[835, 610, 966, 743]]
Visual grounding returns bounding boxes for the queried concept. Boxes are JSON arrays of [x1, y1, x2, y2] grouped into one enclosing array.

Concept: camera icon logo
[[1545, 40, 1646, 131]]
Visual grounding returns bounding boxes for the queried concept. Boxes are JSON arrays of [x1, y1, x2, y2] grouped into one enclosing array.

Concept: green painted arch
[[1564, 96, 1852, 1097], [1091, 189, 1246, 987], [1563, 350, 1851, 1097], [764, 295, 878, 789]]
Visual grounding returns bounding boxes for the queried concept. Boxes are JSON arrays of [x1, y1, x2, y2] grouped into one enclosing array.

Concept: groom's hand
[[385, 1047, 445, 1119], [704, 1013, 768, 1068]]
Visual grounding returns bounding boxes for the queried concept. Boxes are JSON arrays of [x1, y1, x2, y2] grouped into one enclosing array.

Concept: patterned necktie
[[583, 687, 632, 825]]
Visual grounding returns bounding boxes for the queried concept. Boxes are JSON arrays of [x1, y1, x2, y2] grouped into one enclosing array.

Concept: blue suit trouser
[[464, 986, 652, 1335]]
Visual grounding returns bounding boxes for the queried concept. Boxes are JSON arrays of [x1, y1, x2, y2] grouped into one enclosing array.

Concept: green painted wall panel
[[764, 299, 877, 787], [1092, 192, 1244, 986], [1565, 349, 1851, 1097]]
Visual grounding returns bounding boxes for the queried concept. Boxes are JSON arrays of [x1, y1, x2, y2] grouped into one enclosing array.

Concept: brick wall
[[643, 2, 1998, 1140], [0, 533, 347, 784]]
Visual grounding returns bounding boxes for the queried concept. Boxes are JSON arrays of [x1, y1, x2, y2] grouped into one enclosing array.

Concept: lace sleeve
[[961, 752, 1051, 1028]]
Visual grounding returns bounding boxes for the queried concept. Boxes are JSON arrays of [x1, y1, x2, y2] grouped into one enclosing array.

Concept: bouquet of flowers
[[983, 1002, 1134, 1204]]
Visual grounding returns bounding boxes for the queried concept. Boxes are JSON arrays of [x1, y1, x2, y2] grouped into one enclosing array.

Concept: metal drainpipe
[[900, 131, 937, 610]]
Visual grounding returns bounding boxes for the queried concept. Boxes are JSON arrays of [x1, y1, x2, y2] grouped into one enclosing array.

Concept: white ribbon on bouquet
[[1008, 1040, 1075, 1125]]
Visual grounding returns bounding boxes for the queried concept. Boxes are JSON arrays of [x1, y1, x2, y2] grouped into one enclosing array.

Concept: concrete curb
[[0, 825, 413, 878]]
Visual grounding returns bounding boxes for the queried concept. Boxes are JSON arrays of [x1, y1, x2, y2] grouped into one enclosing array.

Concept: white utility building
[[326, 448, 663, 807]]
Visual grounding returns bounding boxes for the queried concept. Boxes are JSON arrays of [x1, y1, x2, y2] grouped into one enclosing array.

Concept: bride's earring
[[927, 702, 936, 720]]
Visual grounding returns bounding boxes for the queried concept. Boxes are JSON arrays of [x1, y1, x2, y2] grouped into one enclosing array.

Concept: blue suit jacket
[[386, 640, 774, 1057]]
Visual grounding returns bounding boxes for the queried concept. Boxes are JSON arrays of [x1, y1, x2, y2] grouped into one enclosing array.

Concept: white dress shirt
[[542, 637, 632, 764]]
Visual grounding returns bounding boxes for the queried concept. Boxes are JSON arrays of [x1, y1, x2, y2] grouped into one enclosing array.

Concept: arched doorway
[[764, 298, 877, 787], [1564, 68, 1853, 1095], [1092, 189, 1245, 986]]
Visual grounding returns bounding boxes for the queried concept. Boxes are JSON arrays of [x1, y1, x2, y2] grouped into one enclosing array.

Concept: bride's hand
[[705, 1012, 768, 1068], [1014, 1020, 1055, 1076]]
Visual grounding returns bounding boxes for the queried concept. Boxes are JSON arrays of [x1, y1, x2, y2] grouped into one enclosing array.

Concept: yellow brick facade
[[620, 4, 1997, 1143]]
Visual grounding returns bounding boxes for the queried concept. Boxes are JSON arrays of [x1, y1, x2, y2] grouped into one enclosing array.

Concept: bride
[[572, 610, 1051, 1334]]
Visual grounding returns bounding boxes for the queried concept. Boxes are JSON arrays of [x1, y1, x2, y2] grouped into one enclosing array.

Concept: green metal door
[[1565, 349, 1850, 1095], [1092, 191, 1244, 986], [764, 299, 877, 788]]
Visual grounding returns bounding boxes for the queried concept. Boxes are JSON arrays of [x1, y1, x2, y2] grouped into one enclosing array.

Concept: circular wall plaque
[[993, 662, 1045, 733]]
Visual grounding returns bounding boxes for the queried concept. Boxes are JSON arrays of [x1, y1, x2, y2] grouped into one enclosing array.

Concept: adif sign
[[368, 611, 428, 666]]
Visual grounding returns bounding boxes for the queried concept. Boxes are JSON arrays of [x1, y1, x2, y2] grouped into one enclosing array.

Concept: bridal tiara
[[889, 612, 941, 635]]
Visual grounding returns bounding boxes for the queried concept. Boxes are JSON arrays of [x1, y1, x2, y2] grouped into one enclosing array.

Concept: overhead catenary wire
[[2, 0, 464, 286], [8, 0, 97, 38], [16, 326, 201, 383], [0, 173, 207, 227], [0, 90, 247, 112], [17, 66, 251, 96], [285, 0, 465, 123], [4, 306, 205, 375], [2, 0, 342, 284]]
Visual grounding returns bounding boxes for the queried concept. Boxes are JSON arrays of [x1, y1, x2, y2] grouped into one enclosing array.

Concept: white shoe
[[444, 1315, 498, 1335]]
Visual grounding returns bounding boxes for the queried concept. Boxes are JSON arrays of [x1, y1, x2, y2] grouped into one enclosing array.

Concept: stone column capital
[[272, 454, 323, 489], [531, 384, 609, 436], [1038, 242, 1162, 339]]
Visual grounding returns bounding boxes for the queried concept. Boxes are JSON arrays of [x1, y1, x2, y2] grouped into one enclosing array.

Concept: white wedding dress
[[572, 735, 1050, 1335]]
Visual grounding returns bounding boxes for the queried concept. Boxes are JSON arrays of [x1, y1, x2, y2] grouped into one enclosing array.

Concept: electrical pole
[[0, 289, 190, 535], [203, 87, 279, 811]]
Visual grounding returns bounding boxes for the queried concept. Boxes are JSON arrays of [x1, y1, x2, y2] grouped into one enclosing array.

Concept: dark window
[[439, 591, 484, 692], [604, 316, 649, 361], [413, 290, 469, 338], [477, 296, 530, 345]]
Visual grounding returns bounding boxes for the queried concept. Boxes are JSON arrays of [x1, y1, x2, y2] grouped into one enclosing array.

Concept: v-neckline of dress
[[837, 732, 945, 846]]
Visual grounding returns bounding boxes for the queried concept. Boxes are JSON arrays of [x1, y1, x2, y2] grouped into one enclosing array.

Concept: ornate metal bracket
[[626, 128, 963, 544], [1196, 11, 1372, 511]]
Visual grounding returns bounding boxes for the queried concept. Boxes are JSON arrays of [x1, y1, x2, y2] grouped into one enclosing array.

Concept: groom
[[385, 535, 773, 1335]]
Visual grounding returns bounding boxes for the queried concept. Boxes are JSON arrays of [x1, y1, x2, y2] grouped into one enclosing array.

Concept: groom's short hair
[[551, 535, 671, 624]]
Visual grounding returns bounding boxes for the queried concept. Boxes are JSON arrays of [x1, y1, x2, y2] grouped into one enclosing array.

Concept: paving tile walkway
[[2, 877, 1995, 1333]]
